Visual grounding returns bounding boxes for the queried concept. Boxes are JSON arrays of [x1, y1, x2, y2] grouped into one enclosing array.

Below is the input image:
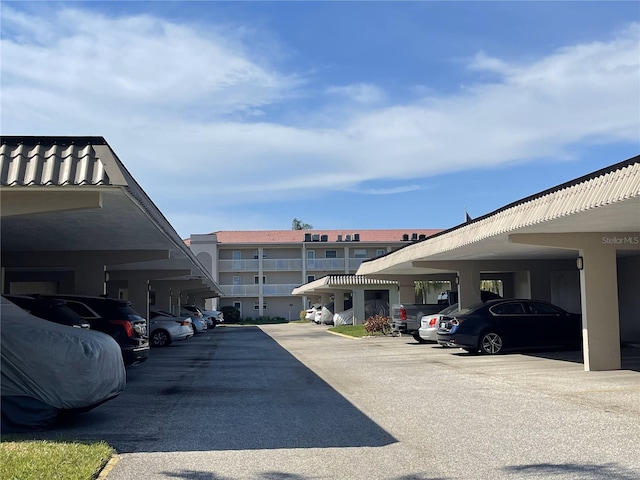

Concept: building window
[[254, 300, 267, 310], [325, 250, 337, 259], [354, 249, 368, 259], [307, 275, 315, 283], [254, 276, 267, 284], [376, 249, 386, 257], [233, 276, 242, 285], [253, 250, 267, 259]]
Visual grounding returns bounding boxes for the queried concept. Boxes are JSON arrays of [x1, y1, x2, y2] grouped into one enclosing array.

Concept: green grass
[[0, 438, 114, 480], [328, 324, 367, 337]]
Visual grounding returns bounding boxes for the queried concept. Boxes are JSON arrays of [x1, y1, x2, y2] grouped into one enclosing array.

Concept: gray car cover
[[1, 297, 126, 430]]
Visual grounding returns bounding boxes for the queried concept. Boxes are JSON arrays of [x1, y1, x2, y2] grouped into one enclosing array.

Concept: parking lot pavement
[[35, 324, 640, 479]]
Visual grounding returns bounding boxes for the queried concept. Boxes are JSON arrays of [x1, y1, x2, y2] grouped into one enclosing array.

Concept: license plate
[[440, 322, 447, 329]]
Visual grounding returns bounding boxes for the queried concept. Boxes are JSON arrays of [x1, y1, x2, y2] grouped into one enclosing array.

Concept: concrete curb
[[326, 330, 361, 339], [97, 454, 119, 479]]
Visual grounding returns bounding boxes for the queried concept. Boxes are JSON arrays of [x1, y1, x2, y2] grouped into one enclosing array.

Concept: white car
[[418, 303, 460, 343], [201, 309, 224, 325], [149, 310, 193, 347], [306, 304, 322, 322]]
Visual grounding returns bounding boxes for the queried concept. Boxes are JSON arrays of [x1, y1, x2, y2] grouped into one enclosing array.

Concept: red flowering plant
[[363, 315, 392, 336]]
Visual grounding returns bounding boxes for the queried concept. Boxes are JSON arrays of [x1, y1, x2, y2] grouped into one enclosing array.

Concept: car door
[[488, 301, 530, 349], [524, 301, 571, 348]]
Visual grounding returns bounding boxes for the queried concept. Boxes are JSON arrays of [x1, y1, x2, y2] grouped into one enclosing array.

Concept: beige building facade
[[187, 229, 439, 320]]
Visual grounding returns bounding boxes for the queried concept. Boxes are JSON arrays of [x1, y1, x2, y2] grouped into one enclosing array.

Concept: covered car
[[333, 299, 390, 326], [1, 297, 126, 432]]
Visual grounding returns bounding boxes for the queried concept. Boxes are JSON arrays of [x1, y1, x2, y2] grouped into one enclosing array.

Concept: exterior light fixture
[[576, 256, 584, 270]]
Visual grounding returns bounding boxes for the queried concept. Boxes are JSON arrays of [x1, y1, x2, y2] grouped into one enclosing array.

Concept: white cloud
[[2, 6, 638, 223], [325, 83, 386, 105], [1, 6, 300, 121]]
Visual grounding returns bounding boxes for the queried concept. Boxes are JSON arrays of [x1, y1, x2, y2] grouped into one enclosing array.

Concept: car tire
[[151, 329, 171, 347], [412, 333, 428, 344], [479, 331, 503, 355]]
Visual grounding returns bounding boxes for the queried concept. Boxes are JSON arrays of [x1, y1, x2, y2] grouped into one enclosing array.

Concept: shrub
[[220, 306, 241, 324], [363, 315, 392, 335], [299, 310, 307, 321]]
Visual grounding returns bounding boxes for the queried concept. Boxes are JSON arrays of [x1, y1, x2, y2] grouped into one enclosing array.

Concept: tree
[[292, 218, 313, 230]]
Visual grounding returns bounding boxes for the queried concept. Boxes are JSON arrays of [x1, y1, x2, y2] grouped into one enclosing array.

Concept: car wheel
[[412, 333, 428, 344], [479, 332, 503, 354], [151, 329, 171, 347]]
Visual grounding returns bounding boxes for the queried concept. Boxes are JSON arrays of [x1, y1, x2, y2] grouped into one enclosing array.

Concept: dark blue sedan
[[436, 299, 582, 354]]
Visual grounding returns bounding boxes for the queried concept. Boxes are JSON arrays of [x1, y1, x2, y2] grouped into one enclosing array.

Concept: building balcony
[[219, 258, 368, 273], [219, 259, 303, 272], [220, 284, 300, 297]]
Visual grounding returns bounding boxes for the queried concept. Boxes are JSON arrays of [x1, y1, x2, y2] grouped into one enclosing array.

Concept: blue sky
[[2, 1, 639, 239]]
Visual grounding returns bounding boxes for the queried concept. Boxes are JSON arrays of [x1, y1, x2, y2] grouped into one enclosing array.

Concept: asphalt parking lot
[[35, 324, 640, 479]]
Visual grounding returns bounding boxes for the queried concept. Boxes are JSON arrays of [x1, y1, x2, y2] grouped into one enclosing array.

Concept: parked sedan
[[180, 305, 208, 332], [149, 310, 193, 347], [418, 303, 461, 343], [306, 304, 322, 322], [436, 299, 582, 354], [201, 309, 224, 325], [190, 315, 208, 333], [1, 297, 125, 432]]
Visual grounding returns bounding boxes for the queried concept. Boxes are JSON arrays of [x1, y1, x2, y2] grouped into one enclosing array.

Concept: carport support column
[[128, 278, 151, 322], [580, 244, 621, 371], [333, 292, 345, 314], [352, 290, 364, 325], [456, 263, 482, 308]]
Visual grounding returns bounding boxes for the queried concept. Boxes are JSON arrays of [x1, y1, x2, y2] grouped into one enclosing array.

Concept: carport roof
[[292, 275, 397, 296], [1, 136, 222, 294], [357, 155, 640, 277]]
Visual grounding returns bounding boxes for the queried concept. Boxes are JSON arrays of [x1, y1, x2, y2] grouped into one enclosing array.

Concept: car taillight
[[428, 317, 437, 327], [177, 320, 190, 326], [110, 319, 135, 338], [400, 308, 407, 321]]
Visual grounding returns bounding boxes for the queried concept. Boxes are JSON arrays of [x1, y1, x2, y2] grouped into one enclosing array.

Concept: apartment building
[[187, 229, 439, 320]]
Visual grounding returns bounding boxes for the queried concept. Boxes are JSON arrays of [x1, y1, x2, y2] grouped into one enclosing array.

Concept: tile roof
[[209, 229, 441, 244], [291, 275, 397, 295], [1, 136, 112, 186]]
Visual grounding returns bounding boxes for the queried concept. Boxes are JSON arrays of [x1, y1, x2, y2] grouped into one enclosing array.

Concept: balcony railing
[[219, 258, 369, 272], [220, 284, 300, 297], [306, 258, 346, 271], [219, 260, 259, 271], [263, 259, 303, 271]]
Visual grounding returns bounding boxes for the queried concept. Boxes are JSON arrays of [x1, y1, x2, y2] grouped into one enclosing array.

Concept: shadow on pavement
[[25, 326, 397, 453], [504, 462, 640, 479]]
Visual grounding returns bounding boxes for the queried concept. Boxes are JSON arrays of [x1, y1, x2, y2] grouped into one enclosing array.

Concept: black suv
[[4, 294, 91, 329], [39, 294, 150, 366]]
